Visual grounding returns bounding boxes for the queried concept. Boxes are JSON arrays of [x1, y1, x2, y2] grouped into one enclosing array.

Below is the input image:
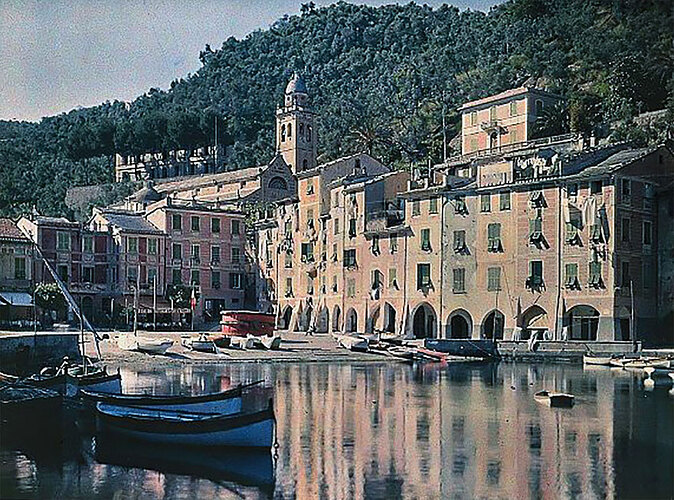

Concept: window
[[621, 261, 630, 286], [306, 179, 314, 195], [487, 267, 501, 291], [621, 179, 631, 198], [211, 271, 221, 289], [453, 230, 466, 253], [470, 111, 477, 125], [285, 251, 293, 268], [82, 266, 94, 283], [306, 276, 315, 295], [211, 218, 220, 233], [231, 247, 241, 263], [14, 257, 26, 280], [487, 223, 503, 252], [172, 269, 182, 285], [480, 194, 491, 212], [417, 263, 432, 290], [389, 268, 398, 289], [643, 221, 652, 246], [190, 216, 200, 232], [191, 270, 200, 285], [490, 106, 496, 121], [57, 232, 70, 251], [568, 184, 578, 198], [499, 192, 511, 211], [371, 236, 380, 255], [172, 243, 182, 261], [509, 101, 517, 116], [420, 228, 431, 251], [334, 219, 339, 235], [128, 266, 138, 284], [284, 220, 292, 235], [454, 196, 468, 215], [371, 270, 382, 290], [127, 237, 138, 254], [191, 244, 200, 262], [590, 181, 602, 195], [301, 242, 314, 262], [307, 125, 312, 142], [347, 278, 356, 298], [470, 137, 478, 151], [643, 262, 653, 290], [231, 220, 241, 235], [390, 234, 398, 253], [589, 223, 603, 243], [172, 214, 182, 232], [148, 238, 157, 255], [412, 200, 420, 216], [529, 191, 545, 208], [331, 243, 338, 262], [452, 268, 465, 293], [82, 235, 93, 253], [529, 217, 543, 243], [535, 99, 544, 115], [281, 124, 286, 142], [285, 278, 293, 297], [211, 246, 220, 263], [229, 273, 242, 290], [621, 218, 630, 242], [147, 268, 157, 284], [510, 129, 518, 144], [306, 209, 314, 229], [343, 249, 357, 268], [287, 123, 292, 138], [429, 197, 438, 214], [332, 275, 338, 293], [348, 218, 357, 238], [527, 261, 543, 289], [589, 261, 603, 288], [565, 263, 580, 289], [58, 265, 69, 282]]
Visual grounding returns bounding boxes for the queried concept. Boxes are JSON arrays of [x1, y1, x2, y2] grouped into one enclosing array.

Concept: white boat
[[583, 354, 613, 366], [182, 335, 216, 353], [534, 390, 575, 408], [96, 401, 275, 448], [118, 333, 174, 355], [231, 336, 256, 350], [610, 357, 670, 369], [335, 334, 369, 352]]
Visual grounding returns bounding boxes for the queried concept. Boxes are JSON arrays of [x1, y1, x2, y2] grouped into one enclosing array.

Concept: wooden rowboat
[[96, 401, 276, 448], [583, 354, 614, 366], [182, 336, 217, 353], [610, 357, 670, 369], [81, 380, 262, 413], [534, 390, 575, 408], [334, 334, 369, 352], [1, 365, 121, 396], [260, 336, 282, 350]]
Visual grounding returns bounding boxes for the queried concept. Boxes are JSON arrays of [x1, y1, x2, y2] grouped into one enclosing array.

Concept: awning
[[0, 292, 33, 307]]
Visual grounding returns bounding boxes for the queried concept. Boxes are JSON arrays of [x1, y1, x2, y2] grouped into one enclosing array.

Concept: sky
[[0, 0, 502, 122]]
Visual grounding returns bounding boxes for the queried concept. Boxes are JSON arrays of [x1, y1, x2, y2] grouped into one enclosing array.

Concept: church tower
[[276, 73, 317, 174]]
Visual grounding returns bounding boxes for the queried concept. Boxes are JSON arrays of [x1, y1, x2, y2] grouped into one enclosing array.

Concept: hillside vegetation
[[1, 0, 672, 218]]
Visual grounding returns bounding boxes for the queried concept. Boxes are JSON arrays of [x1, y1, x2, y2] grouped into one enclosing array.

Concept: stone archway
[[446, 309, 473, 339], [566, 305, 599, 341], [383, 303, 397, 334], [481, 309, 505, 340], [279, 305, 293, 330], [521, 305, 548, 340], [332, 305, 342, 332], [345, 308, 358, 333], [368, 305, 381, 334], [316, 305, 329, 333], [412, 303, 437, 339]]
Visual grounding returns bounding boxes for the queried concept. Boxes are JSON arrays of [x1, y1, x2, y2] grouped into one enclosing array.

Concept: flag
[[190, 288, 197, 309]]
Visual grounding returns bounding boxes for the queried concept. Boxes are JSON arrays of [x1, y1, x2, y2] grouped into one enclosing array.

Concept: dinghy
[[182, 334, 217, 353], [96, 400, 276, 448], [583, 354, 614, 366], [260, 336, 282, 350], [610, 357, 670, 369], [1, 363, 121, 396], [334, 334, 369, 352], [119, 333, 174, 355], [230, 336, 256, 350], [81, 380, 263, 413], [534, 390, 575, 408]]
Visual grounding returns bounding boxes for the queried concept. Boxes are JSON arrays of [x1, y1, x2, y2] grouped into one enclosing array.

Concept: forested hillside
[[1, 0, 672, 218]]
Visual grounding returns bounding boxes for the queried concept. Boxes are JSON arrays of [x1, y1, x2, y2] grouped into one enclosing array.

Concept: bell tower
[[276, 73, 316, 174]]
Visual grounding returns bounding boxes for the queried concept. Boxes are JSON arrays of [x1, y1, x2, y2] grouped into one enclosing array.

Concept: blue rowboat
[[95, 400, 275, 448]]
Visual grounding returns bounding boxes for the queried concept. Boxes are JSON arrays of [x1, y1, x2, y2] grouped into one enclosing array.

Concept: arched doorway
[[368, 305, 381, 334], [412, 303, 436, 339], [332, 305, 342, 332], [521, 305, 548, 340], [383, 303, 396, 333], [446, 309, 472, 339], [345, 308, 358, 333], [316, 305, 329, 333], [299, 306, 313, 332], [566, 305, 599, 340], [279, 305, 293, 330], [481, 309, 505, 340]]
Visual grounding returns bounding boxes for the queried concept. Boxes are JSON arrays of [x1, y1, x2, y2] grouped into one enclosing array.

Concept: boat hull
[[66, 372, 122, 397], [96, 403, 275, 448], [583, 355, 613, 366], [137, 340, 174, 355]]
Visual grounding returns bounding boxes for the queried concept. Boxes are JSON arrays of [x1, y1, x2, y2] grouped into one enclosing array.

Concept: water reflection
[[1, 362, 672, 499]]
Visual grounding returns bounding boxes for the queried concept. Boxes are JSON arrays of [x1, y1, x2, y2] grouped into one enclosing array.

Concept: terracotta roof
[[154, 165, 265, 194], [459, 86, 563, 111], [0, 218, 30, 242]]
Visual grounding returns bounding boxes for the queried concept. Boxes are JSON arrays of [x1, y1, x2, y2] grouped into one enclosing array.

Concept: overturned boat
[[96, 400, 276, 448]]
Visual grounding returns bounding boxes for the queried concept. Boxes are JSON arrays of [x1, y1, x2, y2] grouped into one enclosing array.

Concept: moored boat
[[334, 334, 369, 352], [583, 354, 614, 366], [610, 357, 670, 369], [119, 333, 174, 355], [96, 400, 276, 448], [182, 334, 217, 353], [534, 390, 575, 408], [260, 335, 282, 350], [221, 310, 276, 337]]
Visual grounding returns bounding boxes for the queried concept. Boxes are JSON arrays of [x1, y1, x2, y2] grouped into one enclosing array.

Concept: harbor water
[[1, 361, 672, 499]]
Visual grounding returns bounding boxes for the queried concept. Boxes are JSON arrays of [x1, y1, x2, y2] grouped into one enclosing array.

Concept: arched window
[[281, 124, 286, 142], [287, 123, 292, 138], [299, 123, 304, 138], [307, 125, 312, 142], [268, 177, 288, 190], [302, 159, 308, 171]]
